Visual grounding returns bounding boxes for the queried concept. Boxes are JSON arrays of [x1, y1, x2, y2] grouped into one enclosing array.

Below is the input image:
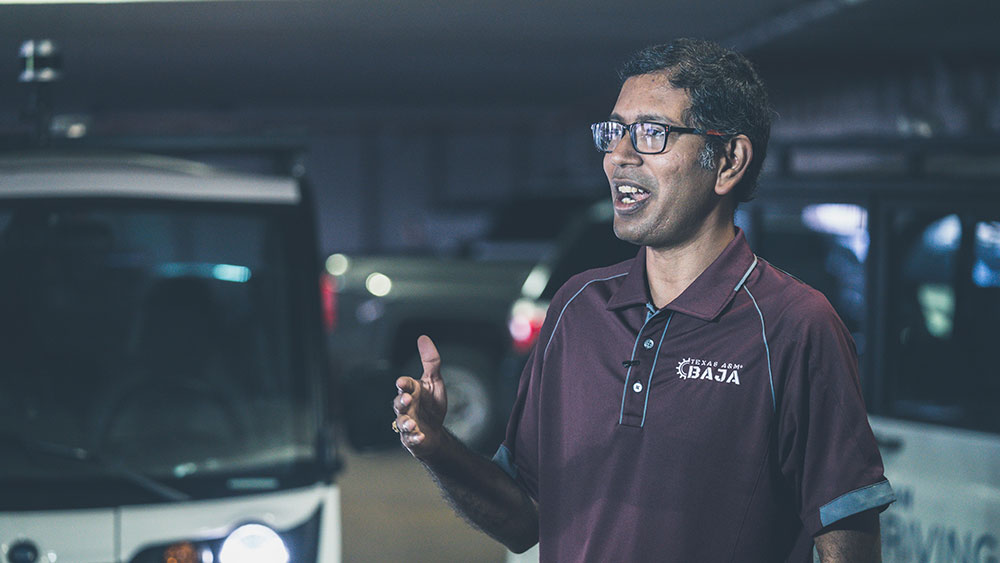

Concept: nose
[[607, 132, 642, 168]]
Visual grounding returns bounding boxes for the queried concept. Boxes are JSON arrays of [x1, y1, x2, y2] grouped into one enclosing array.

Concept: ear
[[714, 135, 753, 198]]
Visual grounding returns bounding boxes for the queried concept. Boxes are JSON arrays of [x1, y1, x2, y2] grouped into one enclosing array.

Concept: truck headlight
[[218, 524, 289, 563]]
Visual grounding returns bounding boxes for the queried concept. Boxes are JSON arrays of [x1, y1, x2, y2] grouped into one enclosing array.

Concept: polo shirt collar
[[606, 228, 757, 321]]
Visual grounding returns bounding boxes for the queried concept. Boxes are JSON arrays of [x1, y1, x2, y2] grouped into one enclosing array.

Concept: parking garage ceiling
[[0, 0, 996, 115]]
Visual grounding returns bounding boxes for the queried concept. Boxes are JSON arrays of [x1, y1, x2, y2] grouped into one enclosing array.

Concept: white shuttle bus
[[0, 152, 343, 563]]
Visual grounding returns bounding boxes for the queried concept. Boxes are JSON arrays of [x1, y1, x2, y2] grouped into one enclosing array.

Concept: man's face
[[603, 72, 721, 250]]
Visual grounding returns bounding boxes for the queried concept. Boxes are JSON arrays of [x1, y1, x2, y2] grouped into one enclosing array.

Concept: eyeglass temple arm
[[674, 126, 729, 138]]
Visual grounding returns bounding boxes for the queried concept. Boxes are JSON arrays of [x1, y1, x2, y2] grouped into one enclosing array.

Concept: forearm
[[815, 509, 882, 563], [420, 431, 539, 553]]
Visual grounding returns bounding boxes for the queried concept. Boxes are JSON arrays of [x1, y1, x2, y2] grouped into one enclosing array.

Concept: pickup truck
[[329, 252, 535, 452]]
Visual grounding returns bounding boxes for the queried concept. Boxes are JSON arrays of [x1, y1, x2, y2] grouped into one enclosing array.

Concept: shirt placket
[[619, 306, 674, 428]]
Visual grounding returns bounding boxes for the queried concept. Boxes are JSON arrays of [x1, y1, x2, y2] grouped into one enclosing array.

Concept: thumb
[[417, 335, 442, 383]]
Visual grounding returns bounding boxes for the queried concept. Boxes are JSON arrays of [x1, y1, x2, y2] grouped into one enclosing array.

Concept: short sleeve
[[491, 277, 587, 500], [776, 302, 895, 536], [491, 341, 542, 499]]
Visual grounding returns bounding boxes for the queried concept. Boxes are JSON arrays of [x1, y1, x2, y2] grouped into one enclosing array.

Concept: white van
[[0, 152, 343, 563]]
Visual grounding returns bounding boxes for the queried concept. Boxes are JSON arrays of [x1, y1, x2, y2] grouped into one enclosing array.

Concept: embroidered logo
[[676, 357, 743, 385]]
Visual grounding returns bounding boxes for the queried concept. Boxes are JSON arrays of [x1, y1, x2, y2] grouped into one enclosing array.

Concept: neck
[[645, 220, 736, 309]]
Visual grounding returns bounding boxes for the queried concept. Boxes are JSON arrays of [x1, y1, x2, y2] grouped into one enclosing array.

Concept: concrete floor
[[339, 445, 507, 563]]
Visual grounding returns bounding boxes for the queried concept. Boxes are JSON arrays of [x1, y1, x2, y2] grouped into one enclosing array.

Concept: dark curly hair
[[619, 38, 773, 202]]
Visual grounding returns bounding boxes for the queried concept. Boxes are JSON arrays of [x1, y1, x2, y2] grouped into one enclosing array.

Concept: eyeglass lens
[[592, 121, 668, 154]]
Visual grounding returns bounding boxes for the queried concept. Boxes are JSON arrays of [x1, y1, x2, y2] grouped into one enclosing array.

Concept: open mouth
[[615, 184, 651, 210]]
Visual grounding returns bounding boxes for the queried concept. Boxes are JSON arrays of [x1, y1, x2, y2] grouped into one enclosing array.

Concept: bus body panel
[[317, 485, 344, 563], [872, 416, 1000, 562], [120, 484, 334, 560], [0, 509, 116, 562], [0, 485, 340, 563]]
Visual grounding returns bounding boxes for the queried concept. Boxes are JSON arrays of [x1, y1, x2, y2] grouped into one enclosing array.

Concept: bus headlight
[[218, 524, 289, 563]]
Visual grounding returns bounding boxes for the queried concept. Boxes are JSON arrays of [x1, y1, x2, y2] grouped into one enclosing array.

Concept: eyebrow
[[608, 112, 684, 126]]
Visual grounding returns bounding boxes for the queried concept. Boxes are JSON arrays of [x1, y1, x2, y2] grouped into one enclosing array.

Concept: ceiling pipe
[[725, 0, 871, 52]]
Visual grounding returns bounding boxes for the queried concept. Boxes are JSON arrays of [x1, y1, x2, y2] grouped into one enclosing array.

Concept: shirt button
[[643, 338, 655, 349], [633, 381, 643, 393]]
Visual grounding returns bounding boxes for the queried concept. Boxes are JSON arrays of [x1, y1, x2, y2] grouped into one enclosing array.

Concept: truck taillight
[[509, 299, 546, 355], [320, 273, 337, 332]]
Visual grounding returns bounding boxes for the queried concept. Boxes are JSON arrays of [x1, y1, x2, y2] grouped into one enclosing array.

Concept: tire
[[406, 345, 496, 452]]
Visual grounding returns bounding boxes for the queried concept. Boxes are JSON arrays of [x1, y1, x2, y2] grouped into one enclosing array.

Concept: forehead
[[611, 72, 691, 123]]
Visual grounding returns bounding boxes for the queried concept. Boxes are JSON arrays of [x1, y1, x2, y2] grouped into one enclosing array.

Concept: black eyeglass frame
[[590, 120, 731, 155]]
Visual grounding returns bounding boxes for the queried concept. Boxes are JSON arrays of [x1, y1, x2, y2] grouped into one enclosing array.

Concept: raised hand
[[393, 335, 449, 458]]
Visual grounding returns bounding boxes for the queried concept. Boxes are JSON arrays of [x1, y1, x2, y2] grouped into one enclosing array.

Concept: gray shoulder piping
[[743, 286, 776, 412], [543, 273, 628, 360]]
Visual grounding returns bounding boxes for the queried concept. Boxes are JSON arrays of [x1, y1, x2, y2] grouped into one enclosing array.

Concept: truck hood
[[336, 255, 534, 300]]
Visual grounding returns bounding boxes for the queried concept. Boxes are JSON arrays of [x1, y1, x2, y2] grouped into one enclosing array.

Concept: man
[[393, 38, 894, 562]]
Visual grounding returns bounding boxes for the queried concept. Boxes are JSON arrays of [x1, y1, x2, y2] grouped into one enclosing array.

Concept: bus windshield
[[0, 201, 320, 510]]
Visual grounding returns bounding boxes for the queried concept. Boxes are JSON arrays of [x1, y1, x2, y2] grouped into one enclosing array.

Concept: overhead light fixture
[[19, 39, 60, 83]]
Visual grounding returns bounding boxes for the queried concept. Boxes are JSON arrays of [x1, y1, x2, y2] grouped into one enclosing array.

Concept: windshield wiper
[[0, 431, 190, 502]]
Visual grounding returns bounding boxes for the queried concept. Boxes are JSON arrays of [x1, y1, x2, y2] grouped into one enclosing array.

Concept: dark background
[[1, 0, 998, 255]]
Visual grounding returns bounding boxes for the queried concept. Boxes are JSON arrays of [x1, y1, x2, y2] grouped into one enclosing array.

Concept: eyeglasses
[[591, 120, 728, 154]]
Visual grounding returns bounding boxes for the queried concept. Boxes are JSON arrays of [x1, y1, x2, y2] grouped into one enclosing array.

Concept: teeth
[[622, 196, 636, 204], [617, 185, 646, 195]]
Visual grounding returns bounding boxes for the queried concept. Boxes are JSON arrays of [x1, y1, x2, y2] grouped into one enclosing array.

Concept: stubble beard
[[613, 189, 721, 251]]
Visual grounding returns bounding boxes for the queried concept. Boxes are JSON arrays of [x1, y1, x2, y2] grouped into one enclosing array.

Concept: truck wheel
[[406, 346, 495, 452]]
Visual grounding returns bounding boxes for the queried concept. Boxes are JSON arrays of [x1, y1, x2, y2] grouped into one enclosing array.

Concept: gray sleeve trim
[[491, 444, 519, 481], [819, 480, 896, 528]]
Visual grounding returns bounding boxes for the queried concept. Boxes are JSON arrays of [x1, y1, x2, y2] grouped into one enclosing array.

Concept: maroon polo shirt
[[493, 229, 894, 562]]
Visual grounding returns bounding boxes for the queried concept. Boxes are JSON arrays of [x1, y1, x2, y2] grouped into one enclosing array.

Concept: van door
[[873, 206, 1000, 562]]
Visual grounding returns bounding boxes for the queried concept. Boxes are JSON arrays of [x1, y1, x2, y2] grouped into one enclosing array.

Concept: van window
[[752, 201, 870, 361], [887, 210, 1000, 434]]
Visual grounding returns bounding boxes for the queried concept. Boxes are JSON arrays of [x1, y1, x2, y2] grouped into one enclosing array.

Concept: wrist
[[416, 427, 458, 466]]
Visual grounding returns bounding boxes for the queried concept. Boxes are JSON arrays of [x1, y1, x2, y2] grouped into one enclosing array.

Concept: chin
[[613, 226, 651, 247]]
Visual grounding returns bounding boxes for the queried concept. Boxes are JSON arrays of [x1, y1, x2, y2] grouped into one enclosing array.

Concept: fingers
[[392, 388, 412, 415], [417, 335, 442, 383], [392, 337, 442, 456], [396, 375, 417, 394], [393, 415, 425, 447], [392, 381, 418, 447], [394, 376, 417, 417]]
